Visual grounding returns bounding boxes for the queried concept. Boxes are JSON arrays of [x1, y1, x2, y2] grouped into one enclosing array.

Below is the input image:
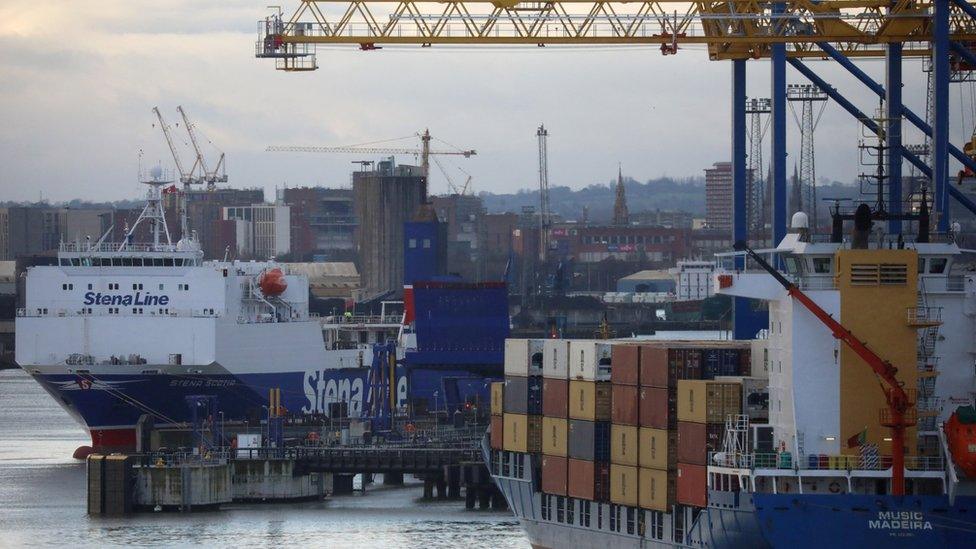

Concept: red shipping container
[[567, 459, 611, 502], [490, 416, 503, 450], [612, 385, 639, 425], [639, 387, 672, 429], [677, 462, 707, 507], [543, 378, 569, 418], [677, 421, 707, 465], [639, 346, 669, 387], [611, 344, 640, 385], [541, 455, 568, 495], [568, 458, 595, 500]]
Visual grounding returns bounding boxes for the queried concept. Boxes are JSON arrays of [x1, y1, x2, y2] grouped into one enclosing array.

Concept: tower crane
[[267, 129, 476, 196], [177, 106, 228, 191], [734, 239, 916, 496]]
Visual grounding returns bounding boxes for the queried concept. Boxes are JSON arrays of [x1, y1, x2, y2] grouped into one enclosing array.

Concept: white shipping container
[[543, 339, 570, 379], [505, 339, 530, 376], [568, 340, 613, 381]]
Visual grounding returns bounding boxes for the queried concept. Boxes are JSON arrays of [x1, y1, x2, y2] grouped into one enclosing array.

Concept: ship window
[[541, 495, 550, 520], [159, 284, 164, 291], [567, 498, 574, 525], [650, 510, 664, 539], [423, 239, 431, 249], [581, 500, 591, 527], [121, 257, 133, 267], [929, 258, 947, 274], [918, 257, 925, 274], [556, 497, 565, 523], [164, 258, 174, 267], [626, 507, 635, 534], [597, 503, 603, 529], [609, 504, 618, 531], [783, 255, 803, 275], [812, 257, 832, 274], [88, 284, 93, 290], [408, 238, 417, 249]]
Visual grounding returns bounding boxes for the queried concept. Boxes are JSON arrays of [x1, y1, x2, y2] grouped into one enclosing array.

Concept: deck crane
[[733, 240, 916, 496], [267, 129, 476, 197], [176, 106, 228, 191]]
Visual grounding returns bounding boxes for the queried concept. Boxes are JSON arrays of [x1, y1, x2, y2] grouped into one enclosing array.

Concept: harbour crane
[[152, 107, 195, 186], [267, 129, 476, 196], [734, 239, 916, 496], [177, 106, 228, 191]]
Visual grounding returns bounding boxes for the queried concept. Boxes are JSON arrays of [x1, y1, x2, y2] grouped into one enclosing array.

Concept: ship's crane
[[267, 129, 476, 195], [177, 106, 228, 191], [733, 240, 915, 496]]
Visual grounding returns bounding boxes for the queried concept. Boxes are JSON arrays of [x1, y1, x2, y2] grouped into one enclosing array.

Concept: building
[[0, 207, 110, 260], [669, 259, 718, 301], [281, 187, 357, 261], [163, 187, 265, 258], [629, 209, 694, 229], [432, 194, 485, 280], [482, 212, 518, 280], [353, 158, 426, 300], [613, 166, 629, 226], [222, 203, 291, 260], [705, 161, 733, 231], [616, 269, 675, 293]]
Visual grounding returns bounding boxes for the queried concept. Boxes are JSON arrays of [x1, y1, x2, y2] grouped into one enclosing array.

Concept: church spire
[[613, 164, 629, 226]]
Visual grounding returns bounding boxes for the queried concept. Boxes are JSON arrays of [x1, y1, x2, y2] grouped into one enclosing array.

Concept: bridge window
[[812, 257, 832, 274], [626, 507, 635, 535], [610, 504, 618, 531], [541, 494, 550, 521], [649, 510, 664, 540], [929, 257, 947, 274], [581, 500, 591, 527], [556, 496, 565, 523], [597, 503, 603, 529], [566, 498, 574, 525]]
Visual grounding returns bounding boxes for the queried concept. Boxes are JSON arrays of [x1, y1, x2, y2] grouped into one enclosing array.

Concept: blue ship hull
[[34, 365, 495, 450]]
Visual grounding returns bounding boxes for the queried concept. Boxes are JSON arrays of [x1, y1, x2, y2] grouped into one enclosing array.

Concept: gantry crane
[[268, 129, 476, 196]]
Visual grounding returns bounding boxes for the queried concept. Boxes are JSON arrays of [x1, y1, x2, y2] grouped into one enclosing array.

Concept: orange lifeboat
[[258, 268, 287, 297], [944, 406, 976, 478]]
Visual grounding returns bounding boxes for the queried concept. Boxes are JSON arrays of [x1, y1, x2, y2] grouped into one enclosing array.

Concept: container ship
[[486, 208, 976, 547], [15, 175, 507, 452]]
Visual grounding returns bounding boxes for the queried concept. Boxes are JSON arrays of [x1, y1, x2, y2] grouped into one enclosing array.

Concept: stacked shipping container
[[676, 379, 743, 507], [496, 338, 760, 518]]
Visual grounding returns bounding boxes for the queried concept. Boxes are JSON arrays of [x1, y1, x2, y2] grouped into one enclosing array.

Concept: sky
[[0, 1, 955, 203]]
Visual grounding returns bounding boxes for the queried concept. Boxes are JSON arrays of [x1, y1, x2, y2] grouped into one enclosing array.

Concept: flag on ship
[[847, 427, 868, 448]]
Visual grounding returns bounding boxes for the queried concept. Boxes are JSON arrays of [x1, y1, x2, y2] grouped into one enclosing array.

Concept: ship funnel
[[851, 203, 872, 249]]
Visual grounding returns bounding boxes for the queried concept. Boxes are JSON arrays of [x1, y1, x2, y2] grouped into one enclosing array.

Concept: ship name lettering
[[868, 511, 933, 530], [83, 292, 170, 307]]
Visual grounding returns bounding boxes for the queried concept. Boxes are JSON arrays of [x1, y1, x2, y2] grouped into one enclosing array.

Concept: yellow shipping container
[[611, 424, 639, 466], [569, 380, 612, 421], [491, 382, 504, 416], [610, 464, 639, 507], [639, 427, 672, 470], [677, 380, 742, 424], [503, 413, 528, 453], [639, 468, 675, 511], [542, 417, 568, 457]]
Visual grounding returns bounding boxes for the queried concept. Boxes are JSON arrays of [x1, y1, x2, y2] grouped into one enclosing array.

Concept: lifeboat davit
[[258, 268, 287, 297], [944, 405, 976, 478]]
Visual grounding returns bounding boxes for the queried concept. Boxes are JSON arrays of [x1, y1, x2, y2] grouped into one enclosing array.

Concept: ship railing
[[796, 276, 837, 291], [745, 452, 945, 472], [139, 450, 232, 467], [321, 314, 403, 326]]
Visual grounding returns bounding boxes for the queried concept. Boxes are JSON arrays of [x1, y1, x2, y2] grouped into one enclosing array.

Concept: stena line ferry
[[14, 172, 409, 452]]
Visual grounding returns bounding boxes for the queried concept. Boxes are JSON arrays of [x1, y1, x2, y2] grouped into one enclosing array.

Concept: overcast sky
[[0, 1, 952, 203]]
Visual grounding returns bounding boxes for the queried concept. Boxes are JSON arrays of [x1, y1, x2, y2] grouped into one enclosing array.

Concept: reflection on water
[[0, 370, 528, 548]]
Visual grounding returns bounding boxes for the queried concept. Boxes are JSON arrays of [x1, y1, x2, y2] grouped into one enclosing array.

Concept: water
[[0, 369, 528, 548]]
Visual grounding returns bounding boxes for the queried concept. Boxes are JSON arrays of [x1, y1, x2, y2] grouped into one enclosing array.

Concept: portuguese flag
[[847, 427, 868, 449]]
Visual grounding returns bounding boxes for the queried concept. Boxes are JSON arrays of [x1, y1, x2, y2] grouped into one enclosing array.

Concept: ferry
[[485, 203, 976, 547], [14, 173, 500, 452]]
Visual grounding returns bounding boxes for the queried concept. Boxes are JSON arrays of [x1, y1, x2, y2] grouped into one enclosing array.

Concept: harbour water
[[0, 369, 528, 548]]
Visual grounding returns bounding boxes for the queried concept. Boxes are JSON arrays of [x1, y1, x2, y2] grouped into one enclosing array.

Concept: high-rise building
[[705, 162, 733, 232], [353, 158, 426, 300], [0, 207, 109, 260]]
